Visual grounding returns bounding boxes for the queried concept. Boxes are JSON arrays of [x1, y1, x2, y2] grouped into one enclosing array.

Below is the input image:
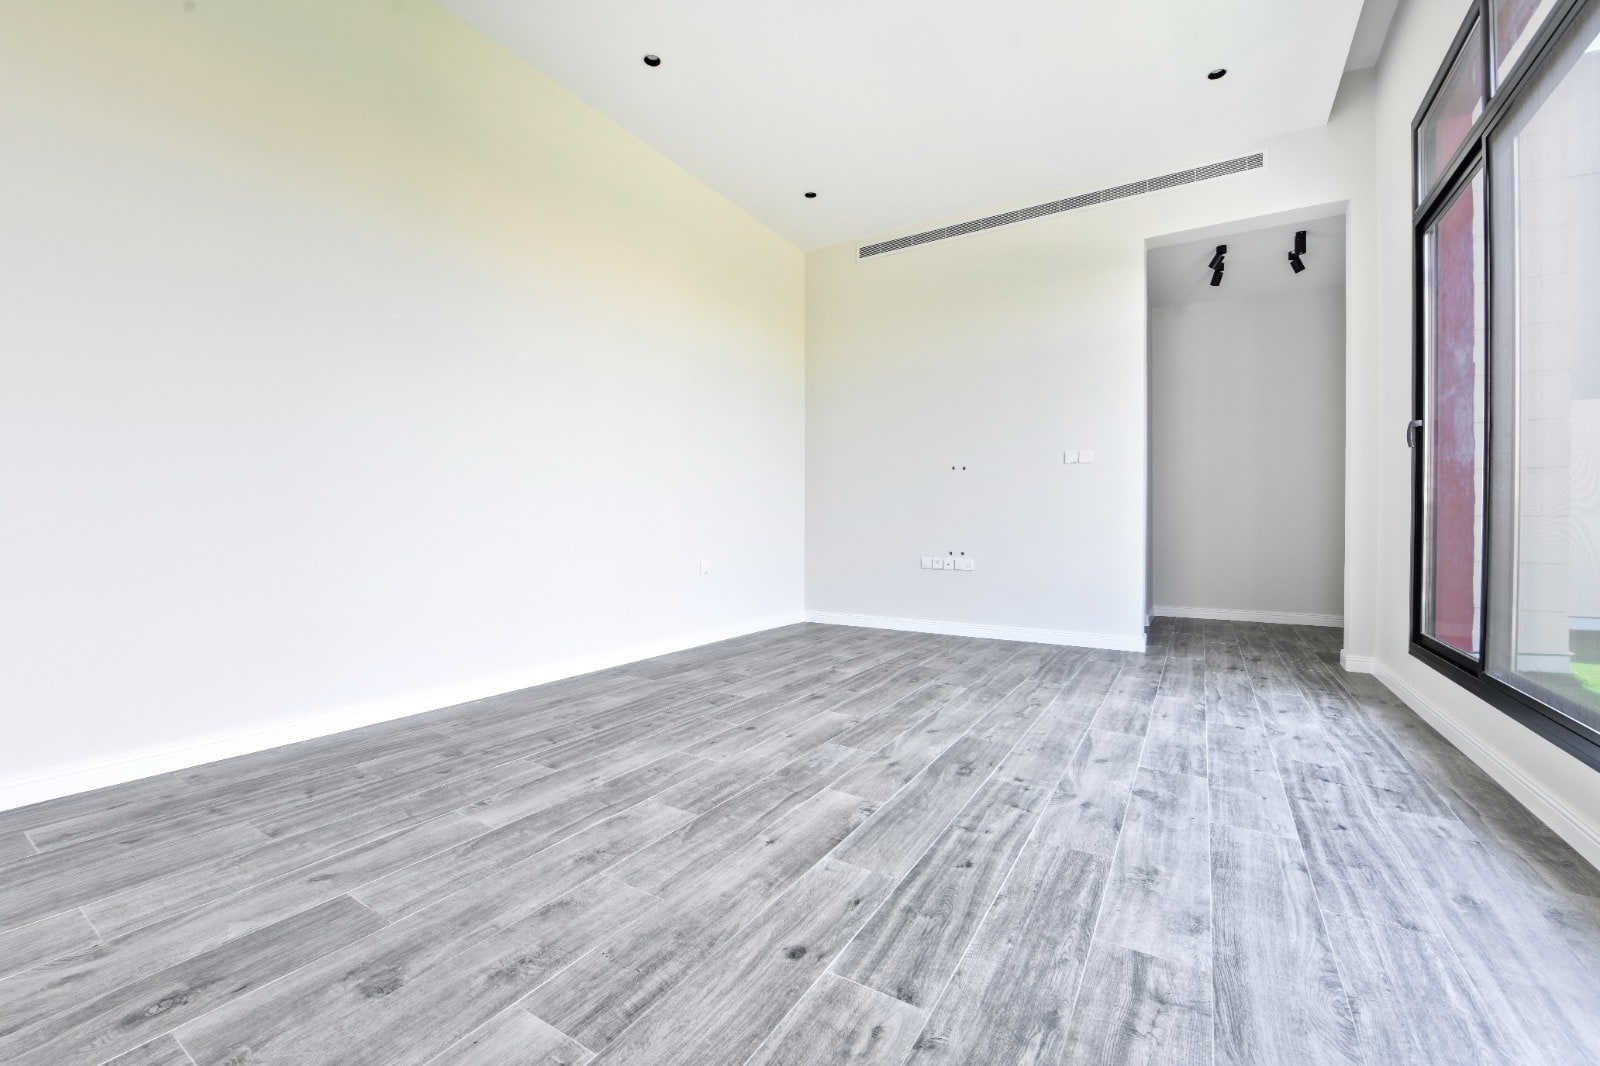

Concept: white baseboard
[[1153, 605, 1343, 628], [0, 611, 806, 814], [1372, 662, 1600, 872], [1340, 651, 1376, 674], [805, 611, 1145, 653]]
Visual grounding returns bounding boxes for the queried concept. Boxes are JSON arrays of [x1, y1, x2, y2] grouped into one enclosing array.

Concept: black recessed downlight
[[643, 54, 662, 67], [804, 192, 817, 199], [1207, 68, 1227, 80]]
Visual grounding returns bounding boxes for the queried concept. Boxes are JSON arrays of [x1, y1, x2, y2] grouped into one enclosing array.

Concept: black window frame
[[1410, 0, 1600, 772]]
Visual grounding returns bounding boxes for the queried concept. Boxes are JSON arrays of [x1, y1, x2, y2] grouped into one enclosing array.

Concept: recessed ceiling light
[[804, 192, 817, 199], [643, 54, 662, 67], [1207, 68, 1227, 80]]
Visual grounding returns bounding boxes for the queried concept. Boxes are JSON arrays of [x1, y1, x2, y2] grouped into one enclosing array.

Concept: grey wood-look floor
[[4, 620, 1600, 1065]]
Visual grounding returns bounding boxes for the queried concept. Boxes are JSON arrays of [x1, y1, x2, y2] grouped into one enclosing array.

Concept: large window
[[1413, 0, 1600, 765]]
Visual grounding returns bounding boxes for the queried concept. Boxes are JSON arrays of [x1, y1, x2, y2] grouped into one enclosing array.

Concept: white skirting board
[[804, 611, 1146, 653], [0, 611, 806, 814], [1373, 662, 1600, 873], [1339, 651, 1376, 673], [1153, 605, 1344, 628]]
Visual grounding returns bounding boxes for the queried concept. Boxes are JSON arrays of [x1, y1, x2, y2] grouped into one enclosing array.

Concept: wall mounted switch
[[699, 560, 711, 574], [1063, 451, 1079, 464], [1078, 450, 1095, 463], [920, 556, 934, 569], [956, 558, 975, 571]]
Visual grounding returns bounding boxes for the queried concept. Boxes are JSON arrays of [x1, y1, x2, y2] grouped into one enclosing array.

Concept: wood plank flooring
[[3, 619, 1600, 1064]]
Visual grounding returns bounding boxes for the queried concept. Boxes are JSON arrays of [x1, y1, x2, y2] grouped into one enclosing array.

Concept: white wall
[[1150, 286, 1347, 623], [0, 0, 805, 807], [805, 74, 1379, 654], [1371, 0, 1600, 867]]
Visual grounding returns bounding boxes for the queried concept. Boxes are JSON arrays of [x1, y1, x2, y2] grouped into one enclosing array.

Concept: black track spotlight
[[642, 54, 662, 67], [1293, 229, 1307, 255], [1288, 252, 1306, 274], [1210, 265, 1225, 287], [1208, 244, 1227, 270]]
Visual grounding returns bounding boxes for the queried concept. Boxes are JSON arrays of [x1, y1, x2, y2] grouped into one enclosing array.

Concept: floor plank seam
[[1318, 660, 1503, 851], [366, 788, 691, 924], [899, 681, 1116, 1057], [43, 742, 544, 867], [285, 814, 505, 925], [113, 893, 396, 1064], [728, 973, 832, 1066], [831, 969, 930, 1012], [1060, 651, 1166, 1040], [227, 826, 658, 1066], [413, 957, 610, 1066], [568, 847, 879, 1058], [1288, 632, 1430, 1064], [1216, 623, 1363, 1066], [1247, 626, 1396, 1066], [104, 809, 471, 941], [77, 905, 105, 945], [169, 1031, 200, 1066], [598, 870, 664, 901], [812, 662, 1051, 994], [1200, 639, 1223, 1066]]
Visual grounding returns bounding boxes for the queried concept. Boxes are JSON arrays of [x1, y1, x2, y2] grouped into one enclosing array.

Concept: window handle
[[1406, 419, 1424, 449]]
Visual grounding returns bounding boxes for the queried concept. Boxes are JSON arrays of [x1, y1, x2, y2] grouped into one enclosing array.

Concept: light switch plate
[[1078, 450, 1095, 463], [1063, 451, 1078, 464], [920, 557, 934, 569], [956, 558, 975, 571]]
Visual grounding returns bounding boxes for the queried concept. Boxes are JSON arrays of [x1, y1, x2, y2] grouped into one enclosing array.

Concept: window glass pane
[[1489, 18, 1600, 732], [1418, 21, 1486, 200], [1493, 0, 1562, 85], [1421, 172, 1487, 657]]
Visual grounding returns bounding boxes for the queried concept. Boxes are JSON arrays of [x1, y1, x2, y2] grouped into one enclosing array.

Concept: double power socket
[[922, 555, 975, 572]]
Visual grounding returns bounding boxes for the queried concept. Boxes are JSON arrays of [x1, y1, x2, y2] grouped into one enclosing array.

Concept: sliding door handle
[[1406, 419, 1424, 449]]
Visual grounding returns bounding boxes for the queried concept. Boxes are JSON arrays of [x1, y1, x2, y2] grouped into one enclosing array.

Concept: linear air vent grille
[[857, 152, 1266, 259]]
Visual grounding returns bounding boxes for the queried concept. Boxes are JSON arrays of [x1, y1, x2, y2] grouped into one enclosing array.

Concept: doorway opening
[[1145, 211, 1348, 634]]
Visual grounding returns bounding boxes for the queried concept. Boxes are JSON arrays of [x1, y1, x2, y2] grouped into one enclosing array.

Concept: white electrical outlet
[[956, 558, 975, 571], [1078, 450, 1095, 463], [938, 557, 952, 570]]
